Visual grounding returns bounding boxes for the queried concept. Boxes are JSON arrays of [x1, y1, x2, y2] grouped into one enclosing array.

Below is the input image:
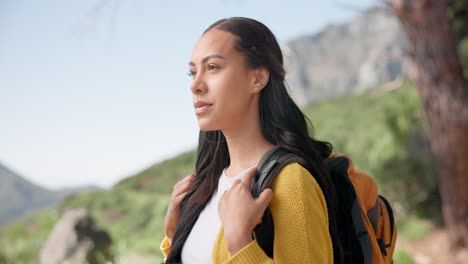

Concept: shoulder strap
[[325, 156, 373, 264], [251, 146, 305, 258], [251, 146, 306, 198]]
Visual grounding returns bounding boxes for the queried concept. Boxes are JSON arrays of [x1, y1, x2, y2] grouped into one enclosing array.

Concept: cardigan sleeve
[[223, 162, 333, 264]]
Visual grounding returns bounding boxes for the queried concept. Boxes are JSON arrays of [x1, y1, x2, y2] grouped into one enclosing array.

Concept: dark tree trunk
[[391, 0, 468, 248]]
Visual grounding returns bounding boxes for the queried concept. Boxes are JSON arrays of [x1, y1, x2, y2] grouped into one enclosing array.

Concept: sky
[[0, 0, 377, 190]]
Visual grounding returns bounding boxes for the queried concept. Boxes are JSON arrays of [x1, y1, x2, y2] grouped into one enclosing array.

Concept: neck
[[221, 104, 275, 178]]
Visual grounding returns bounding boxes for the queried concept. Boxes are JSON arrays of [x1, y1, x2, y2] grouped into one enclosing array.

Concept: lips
[[194, 101, 212, 108], [194, 101, 213, 114]]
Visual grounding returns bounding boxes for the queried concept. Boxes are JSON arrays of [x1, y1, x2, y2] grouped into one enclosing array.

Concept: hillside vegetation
[[0, 78, 437, 264]]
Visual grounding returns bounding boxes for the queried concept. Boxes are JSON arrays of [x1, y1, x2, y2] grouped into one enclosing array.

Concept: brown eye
[[207, 64, 217, 71]]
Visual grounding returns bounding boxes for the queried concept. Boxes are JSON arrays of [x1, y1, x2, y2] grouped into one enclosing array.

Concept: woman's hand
[[164, 173, 195, 245], [218, 167, 274, 255]]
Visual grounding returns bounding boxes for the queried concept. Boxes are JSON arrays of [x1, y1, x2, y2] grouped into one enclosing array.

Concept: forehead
[[190, 29, 239, 64]]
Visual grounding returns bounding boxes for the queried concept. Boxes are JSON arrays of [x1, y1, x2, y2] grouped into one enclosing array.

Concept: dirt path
[[398, 228, 468, 264]]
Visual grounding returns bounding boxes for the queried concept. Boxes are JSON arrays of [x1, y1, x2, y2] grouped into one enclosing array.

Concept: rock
[[283, 5, 410, 107], [38, 208, 113, 264]]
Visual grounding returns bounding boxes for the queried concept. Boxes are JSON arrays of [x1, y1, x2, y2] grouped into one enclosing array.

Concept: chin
[[197, 118, 219, 132], [197, 124, 218, 132]]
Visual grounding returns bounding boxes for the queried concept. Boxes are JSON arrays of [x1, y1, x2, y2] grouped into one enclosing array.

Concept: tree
[[391, 0, 468, 249]]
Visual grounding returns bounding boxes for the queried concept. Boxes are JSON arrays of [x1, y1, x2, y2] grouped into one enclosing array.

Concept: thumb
[[256, 188, 274, 207]]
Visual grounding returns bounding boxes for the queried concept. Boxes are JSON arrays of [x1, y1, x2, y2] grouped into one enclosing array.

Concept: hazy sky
[[0, 0, 376, 189]]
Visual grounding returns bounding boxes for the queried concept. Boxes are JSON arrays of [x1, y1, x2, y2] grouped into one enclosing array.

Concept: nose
[[190, 73, 207, 96]]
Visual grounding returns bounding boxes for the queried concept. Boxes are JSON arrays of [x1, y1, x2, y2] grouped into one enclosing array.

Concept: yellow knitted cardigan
[[160, 162, 333, 263]]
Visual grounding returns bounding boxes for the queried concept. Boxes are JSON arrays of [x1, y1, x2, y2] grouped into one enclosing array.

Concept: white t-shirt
[[181, 166, 254, 264]]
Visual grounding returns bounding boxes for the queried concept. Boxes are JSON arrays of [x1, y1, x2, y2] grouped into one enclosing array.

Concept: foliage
[[397, 215, 432, 241], [0, 209, 59, 264], [303, 78, 439, 220], [448, 0, 468, 78], [458, 38, 468, 78], [114, 150, 196, 194], [0, 79, 438, 263], [393, 248, 414, 264]]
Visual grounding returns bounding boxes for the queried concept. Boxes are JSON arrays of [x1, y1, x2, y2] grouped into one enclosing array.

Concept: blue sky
[[0, 0, 377, 189]]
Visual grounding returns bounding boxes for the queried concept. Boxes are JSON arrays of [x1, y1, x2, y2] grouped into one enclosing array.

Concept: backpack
[[251, 146, 397, 264]]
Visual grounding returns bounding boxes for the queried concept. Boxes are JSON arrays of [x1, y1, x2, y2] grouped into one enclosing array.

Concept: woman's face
[[189, 28, 258, 131]]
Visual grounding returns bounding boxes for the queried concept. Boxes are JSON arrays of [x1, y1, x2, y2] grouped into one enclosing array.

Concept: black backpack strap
[[378, 195, 396, 256], [379, 195, 395, 242], [351, 199, 373, 264], [325, 156, 373, 264], [251, 146, 305, 258], [252, 146, 306, 198]]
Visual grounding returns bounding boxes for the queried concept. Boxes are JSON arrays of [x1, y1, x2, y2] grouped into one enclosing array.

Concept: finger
[[174, 180, 193, 197], [242, 167, 257, 188], [175, 183, 191, 196], [256, 188, 274, 207], [182, 173, 195, 183], [231, 179, 242, 188], [174, 191, 188, 203], [175, 173, 195, 188], [181, 179, 194, 191], [220, 189, 229, 201]]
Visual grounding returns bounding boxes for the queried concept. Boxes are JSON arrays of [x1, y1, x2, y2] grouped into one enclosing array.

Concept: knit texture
[[160, 162, 333, 263]]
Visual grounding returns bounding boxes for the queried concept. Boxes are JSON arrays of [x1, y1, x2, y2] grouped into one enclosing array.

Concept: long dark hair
[[166, 17, 342, 264]]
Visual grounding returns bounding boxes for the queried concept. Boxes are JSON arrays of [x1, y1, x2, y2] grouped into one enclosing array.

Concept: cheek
[[214, 77, 251, 115], [197, 69, 252, 130]]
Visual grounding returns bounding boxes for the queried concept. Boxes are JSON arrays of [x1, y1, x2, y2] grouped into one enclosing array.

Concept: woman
[[160, 17, 341, 263]]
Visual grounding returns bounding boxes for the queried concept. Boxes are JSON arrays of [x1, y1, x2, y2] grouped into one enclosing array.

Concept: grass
[[398, 215, 432, 241], [393, 248, 414, 264]]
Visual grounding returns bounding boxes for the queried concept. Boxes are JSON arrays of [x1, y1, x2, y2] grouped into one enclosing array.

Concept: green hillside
[[0, 78, 437, 264], [302, 78, 438, 218]]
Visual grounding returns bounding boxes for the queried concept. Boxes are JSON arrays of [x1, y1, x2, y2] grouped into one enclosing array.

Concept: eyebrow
[[189, 55, 225, 66]]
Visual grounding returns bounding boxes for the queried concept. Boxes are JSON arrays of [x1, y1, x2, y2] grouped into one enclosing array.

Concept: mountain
[[284, 6, 410, 106], [0, 5, 441, 263], [0, 79, 437, 264], [0, 162, 100, 226]]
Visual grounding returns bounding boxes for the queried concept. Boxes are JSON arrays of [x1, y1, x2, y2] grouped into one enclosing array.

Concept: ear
[[251, 67, 269, 93]]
